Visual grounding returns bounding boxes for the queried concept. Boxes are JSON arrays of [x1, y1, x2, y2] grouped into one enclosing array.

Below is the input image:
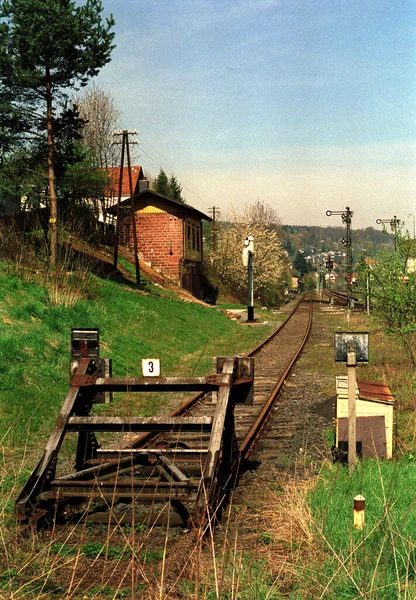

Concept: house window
[[186, 222, 201, 253]]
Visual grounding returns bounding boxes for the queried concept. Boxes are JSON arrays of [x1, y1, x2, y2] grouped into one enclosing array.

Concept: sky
[[94, 0, 416, 230]]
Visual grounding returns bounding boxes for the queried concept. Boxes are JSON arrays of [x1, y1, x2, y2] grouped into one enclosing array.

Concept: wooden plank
[[39, 490, 198, 503], [90, 375, 231, 393], [67, 416, 213, 432], [16, 386, 81, 519], [203, 358, 234, 480], [97, 448, 208, 459], [50, 480, 198, 495]]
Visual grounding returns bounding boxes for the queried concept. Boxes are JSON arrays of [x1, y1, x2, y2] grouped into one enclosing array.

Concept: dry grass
[[170, 471, 323, 599]]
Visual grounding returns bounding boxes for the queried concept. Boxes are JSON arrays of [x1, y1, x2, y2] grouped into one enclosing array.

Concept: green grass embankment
[[306, 460, 416, 599], [0, 262, 279, 452]]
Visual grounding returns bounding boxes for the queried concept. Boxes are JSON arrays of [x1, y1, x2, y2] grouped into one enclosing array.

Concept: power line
[[111, 106, 215, 212], [138, 136, 214, 210]]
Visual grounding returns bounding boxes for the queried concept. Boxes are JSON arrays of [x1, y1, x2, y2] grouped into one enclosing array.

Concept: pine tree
[[168, 174, 186, 204], [0, 0, 115, 267], [153, 168, 186, 204], [153, 168, 171, 197]]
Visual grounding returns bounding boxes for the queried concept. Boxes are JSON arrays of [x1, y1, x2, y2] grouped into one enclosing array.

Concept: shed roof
[[357, 380, 394, 403], [113, 189, 212, 222], [336, 376, 394, 405]]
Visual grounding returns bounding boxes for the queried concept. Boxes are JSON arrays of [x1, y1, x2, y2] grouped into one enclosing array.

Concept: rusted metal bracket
[[70, 329, 112, 404], [217, 357, 254, 405], [16, 329, 254, 529]]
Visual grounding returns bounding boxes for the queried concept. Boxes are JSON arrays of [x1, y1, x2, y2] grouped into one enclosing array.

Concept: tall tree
[[168, 174, 185, 204], [76, 83, 120, 169], [153, 168, 186, 203], [293, 251, 312, 278], [153, 168, 171, 197], [212, 204, 286, 302], [247, 199, 280, 228], [0, 0, 115, 267], [358, 231, 416, 367]]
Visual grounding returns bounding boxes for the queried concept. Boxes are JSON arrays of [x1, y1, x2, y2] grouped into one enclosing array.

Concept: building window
[[186, 222, 201, 253]]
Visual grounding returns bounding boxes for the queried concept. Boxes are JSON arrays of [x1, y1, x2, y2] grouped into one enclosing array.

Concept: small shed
[[117, 190, 212, 299], [335, 377, 394, 459]]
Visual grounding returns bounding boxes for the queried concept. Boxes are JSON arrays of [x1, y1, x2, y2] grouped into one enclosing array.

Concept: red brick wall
[[120, 212, 184, 281]]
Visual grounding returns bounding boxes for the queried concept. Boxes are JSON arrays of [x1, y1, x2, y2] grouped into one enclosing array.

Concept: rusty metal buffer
[[16, 329, 254, 527]]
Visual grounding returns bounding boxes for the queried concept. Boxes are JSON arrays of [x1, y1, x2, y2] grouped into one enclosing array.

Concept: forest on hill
[[281, 224, 394, 257]]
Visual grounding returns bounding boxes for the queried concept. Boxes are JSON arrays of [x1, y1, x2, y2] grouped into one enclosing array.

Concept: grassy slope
[[0, 263, 279, 451]]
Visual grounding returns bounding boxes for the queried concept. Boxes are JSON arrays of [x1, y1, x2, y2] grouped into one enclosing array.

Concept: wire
[[110, 99, 216, 213]]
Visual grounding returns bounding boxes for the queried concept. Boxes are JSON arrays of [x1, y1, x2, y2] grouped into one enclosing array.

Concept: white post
[[354, 494, 365, 529], [243, 236, 255, 322], [347, 344, 357, 470]]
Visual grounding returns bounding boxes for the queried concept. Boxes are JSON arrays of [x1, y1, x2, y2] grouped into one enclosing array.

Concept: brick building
[[118, 189, 212, 299]]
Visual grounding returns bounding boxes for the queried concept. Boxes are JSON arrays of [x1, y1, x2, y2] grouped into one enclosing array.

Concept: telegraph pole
[[376, 216, 401, 251], [112, 130, 140, 284], [243, 236, 255, 322], [326, 207, 354, 309], [408, 214, 415, 240], [207, 206, 220, 255]]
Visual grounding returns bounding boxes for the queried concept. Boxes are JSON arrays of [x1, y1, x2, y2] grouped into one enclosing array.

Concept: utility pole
[[408, 214, 415, 240], [326, 207, 354, 309], [112, 130, 140, 285], [207, 206, 220, 255], [376, 216, 401, 251], [243, 236, 255, 322]]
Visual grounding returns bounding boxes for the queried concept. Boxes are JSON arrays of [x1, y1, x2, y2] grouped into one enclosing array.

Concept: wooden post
[[125, 134, 140, 285], [113, 135, 125, 270], [354, 494, 365, 529], [347, 344, 357, 470]]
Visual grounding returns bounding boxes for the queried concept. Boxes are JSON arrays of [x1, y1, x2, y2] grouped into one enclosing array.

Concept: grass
[[1, 270, 416, 599], [0, 261, 277, 449], [0, 258, 285, 598], [303, 458, 416, 599]]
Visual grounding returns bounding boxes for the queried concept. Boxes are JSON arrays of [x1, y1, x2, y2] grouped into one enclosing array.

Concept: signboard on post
[[335, 332, 369, 363], [334, 331, 369, 471]]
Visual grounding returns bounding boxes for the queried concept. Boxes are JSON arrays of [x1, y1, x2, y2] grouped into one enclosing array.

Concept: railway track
[[16, 297, 316, 597], [322, 288, 362, 307]]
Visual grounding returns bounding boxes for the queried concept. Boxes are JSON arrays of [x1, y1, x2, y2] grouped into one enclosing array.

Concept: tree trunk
[[46, 68, 58, 269]]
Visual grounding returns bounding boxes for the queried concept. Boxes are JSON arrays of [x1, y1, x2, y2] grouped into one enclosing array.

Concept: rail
[[16, 299, 312, 529]]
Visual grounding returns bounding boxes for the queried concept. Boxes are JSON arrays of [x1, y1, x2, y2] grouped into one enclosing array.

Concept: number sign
[[142, 358, 161, 377]]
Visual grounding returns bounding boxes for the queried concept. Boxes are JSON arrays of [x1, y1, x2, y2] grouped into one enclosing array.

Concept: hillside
[[281, 224, 394, 257], [1, 258, 416, 598], [0, 260, 280, 451]]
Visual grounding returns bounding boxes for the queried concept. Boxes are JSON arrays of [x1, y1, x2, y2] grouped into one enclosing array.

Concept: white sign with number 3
[[142, 358, 161, 377]]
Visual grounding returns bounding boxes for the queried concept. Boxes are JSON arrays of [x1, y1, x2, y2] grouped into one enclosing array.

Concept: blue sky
[[95, 0, 416, 229]]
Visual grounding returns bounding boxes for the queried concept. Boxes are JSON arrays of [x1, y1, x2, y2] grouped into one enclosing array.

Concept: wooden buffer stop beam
[[16, 329, 254, 528]]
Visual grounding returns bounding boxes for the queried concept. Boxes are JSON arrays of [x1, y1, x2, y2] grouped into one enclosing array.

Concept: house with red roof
[[104, 166, 149, 200], [101, 166, 149, 227]]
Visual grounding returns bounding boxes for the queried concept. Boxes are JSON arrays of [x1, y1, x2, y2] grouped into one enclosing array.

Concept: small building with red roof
[[104, 166, 149, 200], [335, 376, 394, 459]]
